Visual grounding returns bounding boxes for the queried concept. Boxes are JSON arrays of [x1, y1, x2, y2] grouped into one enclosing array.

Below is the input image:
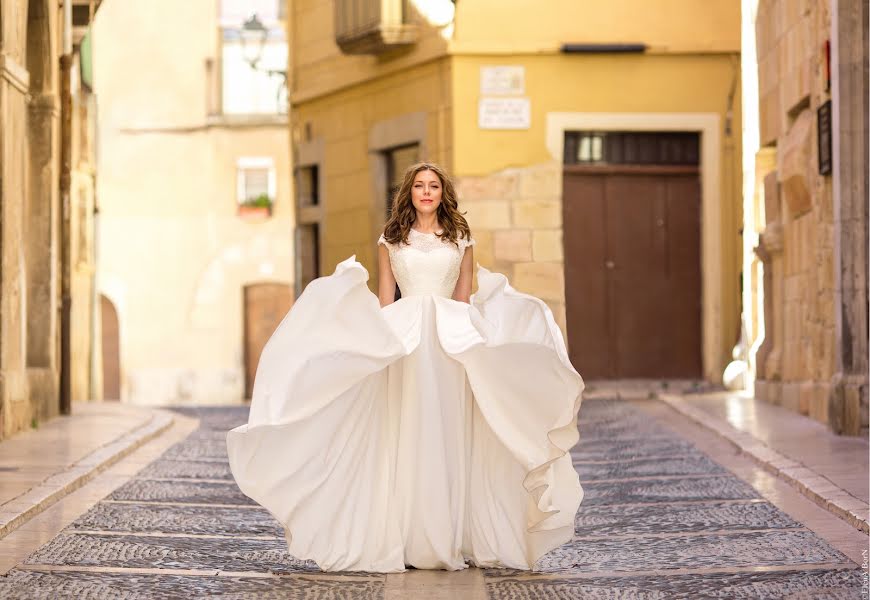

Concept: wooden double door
[[563, 166, 702, 379]]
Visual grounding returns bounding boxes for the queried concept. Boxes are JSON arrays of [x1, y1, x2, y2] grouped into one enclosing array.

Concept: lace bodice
[[378, 229, 476, 298]]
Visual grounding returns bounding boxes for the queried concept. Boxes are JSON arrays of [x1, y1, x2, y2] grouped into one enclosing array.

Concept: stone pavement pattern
[[0, 403, 173, 541], [0, 399, 867, 598]]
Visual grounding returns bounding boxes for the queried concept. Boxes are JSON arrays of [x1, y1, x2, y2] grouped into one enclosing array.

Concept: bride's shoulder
[[458, 231, 476, 251], [377, 232, 403, 251]]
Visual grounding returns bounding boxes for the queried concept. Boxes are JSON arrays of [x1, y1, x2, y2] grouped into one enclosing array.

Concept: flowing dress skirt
[[226, 256, 584, 572]]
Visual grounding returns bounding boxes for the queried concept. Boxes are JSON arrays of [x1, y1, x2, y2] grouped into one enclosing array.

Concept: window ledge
[[237, 205, 273, 222], [207, 113, 289, 128]]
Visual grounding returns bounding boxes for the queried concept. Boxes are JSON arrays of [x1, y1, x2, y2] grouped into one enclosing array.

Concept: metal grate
[[564, 131, 700, 166]]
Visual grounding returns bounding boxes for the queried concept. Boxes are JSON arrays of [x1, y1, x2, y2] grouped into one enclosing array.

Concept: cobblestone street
[[0, 398, 866, 599]]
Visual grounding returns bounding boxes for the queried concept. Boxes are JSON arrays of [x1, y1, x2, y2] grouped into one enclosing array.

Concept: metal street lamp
[[240, 13, 268, 69], [238, 13, 288, 113]]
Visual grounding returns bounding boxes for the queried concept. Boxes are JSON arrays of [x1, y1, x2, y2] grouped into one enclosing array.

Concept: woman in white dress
[[226, 162, 585, 573]]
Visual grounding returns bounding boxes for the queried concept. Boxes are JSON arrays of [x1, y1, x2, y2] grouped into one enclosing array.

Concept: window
[[297, 224, 320, 292], [219, 0, 288, 115], [564, 131, 700, 166], [237, 157, 276, 205], [295, 163, 322, 296], [296, 165, 319, 207], [385, 144, 419, 216]]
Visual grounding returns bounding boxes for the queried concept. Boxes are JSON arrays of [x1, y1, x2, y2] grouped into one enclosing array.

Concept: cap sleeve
[[462, 236, 476, 251], [377, 233, 388, 246]]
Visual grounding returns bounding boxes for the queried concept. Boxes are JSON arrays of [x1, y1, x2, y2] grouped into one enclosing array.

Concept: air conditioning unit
[[334, 0, 418, 55]]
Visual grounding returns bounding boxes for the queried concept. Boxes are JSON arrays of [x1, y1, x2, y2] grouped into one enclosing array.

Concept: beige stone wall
[[1, 0, 102, 439], [0, 65, 36, 438], [834, 0, 869, 432], [753, 0, 868, 434], [291, 0, 450, 103], [456, 164, 568, 337], [1, 0, 60, 439], [755, 0, 835, 418], [70, 75, 98, 404], [93, 0, 294, 405]]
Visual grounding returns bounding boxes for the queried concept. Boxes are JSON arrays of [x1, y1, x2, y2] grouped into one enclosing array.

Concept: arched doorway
[[100, 295, 121, 400]]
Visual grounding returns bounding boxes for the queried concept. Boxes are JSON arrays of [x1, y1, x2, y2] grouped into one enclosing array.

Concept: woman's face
[[410, 169, 442, 216]]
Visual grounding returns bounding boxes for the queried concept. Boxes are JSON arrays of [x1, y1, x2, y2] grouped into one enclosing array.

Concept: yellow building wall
[[290, 0, 450, 103], [452, 54, 740, 173], [293, 58, 453, 281], [450, 0, 740, 52]]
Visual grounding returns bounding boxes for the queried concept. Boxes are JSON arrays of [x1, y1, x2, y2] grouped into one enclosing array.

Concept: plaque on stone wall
[[817, 99, 832, 175]]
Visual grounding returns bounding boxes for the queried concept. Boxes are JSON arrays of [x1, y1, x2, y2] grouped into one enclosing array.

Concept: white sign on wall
[[478, 97, 531, 130], [480, 65, 525, 95]]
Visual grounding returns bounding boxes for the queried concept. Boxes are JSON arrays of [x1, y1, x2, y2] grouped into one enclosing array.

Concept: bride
[[226, 162, 585, 573]]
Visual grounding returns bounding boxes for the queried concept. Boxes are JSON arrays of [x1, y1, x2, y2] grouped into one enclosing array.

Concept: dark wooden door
[[563, 166, 702, 378], [100, 295, 121, 400], [243, 283, 293, 400]]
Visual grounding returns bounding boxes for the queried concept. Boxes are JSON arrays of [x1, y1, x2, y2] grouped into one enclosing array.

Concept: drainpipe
[[59, 0, 73, 414]]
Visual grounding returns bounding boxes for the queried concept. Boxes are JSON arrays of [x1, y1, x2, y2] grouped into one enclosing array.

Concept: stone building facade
[[751, 0, 868, 434], [0, 0, 101, 440]]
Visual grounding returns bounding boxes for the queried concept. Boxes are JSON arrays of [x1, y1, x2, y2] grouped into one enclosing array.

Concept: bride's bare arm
[[452, 245, 473, 303], [378, 244, 397, 307]]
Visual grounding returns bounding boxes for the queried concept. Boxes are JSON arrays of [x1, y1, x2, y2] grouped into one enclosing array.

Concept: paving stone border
[[485, 567, 866, 599], [0, 410, 175, 539], [0, 570, 385, 600], [490, 529, 855, 575], [659, 392, 870, 534]]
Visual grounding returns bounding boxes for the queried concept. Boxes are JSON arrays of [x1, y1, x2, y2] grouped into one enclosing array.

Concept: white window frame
[[236, 156, 277, 204]]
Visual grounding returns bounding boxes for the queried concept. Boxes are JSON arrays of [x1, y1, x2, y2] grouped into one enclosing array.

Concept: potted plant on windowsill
[[237, 193, 273, 220]]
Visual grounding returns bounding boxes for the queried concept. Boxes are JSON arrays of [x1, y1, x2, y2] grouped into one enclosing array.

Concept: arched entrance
[[100, 295, 121, 400]]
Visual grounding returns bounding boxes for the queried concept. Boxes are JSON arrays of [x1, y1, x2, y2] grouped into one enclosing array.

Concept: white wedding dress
[[226, 228, 585, 573]]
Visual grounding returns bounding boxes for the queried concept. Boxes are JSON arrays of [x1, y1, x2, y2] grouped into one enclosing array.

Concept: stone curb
[[0, 409, 175, 539], [658, 393, 870, 535]]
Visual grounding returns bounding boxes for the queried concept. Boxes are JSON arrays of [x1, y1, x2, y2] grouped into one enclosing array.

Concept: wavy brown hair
[[382, 162, 471, 247]]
